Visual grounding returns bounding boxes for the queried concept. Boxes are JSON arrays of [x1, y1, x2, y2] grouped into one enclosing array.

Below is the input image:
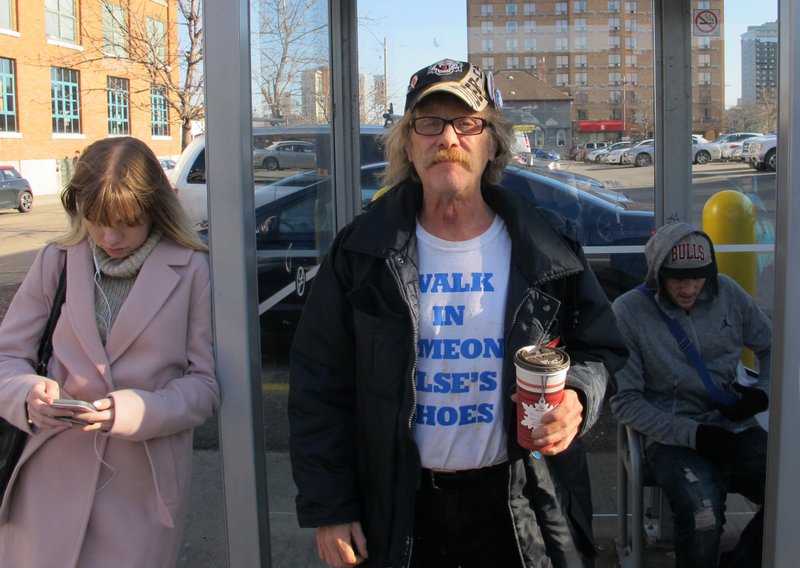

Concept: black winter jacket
[[288, 180, 627, 567]]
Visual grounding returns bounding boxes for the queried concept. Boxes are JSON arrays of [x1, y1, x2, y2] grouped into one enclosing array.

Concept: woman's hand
[[26, 385, 116, 432], [79, 398, 116, 432], [25, 379, 64, 430]]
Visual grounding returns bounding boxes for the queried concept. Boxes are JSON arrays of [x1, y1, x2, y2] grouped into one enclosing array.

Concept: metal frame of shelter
[[203, 1, 799, 565]]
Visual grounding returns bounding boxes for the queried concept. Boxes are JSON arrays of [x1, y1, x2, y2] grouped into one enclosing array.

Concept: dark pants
[[410, 463, 524, 568], [645, 426, 767, 568]]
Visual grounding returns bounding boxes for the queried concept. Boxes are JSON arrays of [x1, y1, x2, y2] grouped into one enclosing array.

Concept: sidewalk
[[178, 445, 757, 567]]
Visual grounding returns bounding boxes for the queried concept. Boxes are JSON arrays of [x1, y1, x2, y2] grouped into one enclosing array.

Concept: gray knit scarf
[[89, 227, 163, 343]]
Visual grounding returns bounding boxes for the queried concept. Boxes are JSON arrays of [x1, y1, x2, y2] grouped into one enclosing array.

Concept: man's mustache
[[422, 148, 475, 170]]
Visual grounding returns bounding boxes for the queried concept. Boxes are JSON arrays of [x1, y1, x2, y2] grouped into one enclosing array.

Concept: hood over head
[[644, 221, 718, 292]]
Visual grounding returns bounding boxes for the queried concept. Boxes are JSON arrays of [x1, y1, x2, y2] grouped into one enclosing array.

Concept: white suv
[[742, 135, 777, 172]]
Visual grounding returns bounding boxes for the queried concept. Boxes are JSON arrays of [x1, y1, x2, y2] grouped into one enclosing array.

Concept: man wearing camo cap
[[289, 59, 626, 567]]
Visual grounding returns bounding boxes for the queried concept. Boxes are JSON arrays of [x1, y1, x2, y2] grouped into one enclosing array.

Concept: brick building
[[0, 1, 181, 196], [466, 0, 725, 144]]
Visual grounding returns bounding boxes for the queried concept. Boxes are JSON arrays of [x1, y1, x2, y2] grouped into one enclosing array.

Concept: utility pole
[[382, 36, 389, 113]]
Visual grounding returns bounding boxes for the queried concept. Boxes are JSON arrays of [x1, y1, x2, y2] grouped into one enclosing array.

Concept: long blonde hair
[[53, 137, 206, 252], [380, 95, 516, 188]]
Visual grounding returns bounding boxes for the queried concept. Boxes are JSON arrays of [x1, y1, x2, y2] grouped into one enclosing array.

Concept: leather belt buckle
[[429, 469, 454, 491]]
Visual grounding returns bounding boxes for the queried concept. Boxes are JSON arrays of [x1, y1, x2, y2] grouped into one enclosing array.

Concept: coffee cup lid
[[514, 345, 570, 372]]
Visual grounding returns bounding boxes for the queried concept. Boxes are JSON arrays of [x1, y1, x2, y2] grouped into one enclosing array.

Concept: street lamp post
[[361, 26, 390, 115], [381, 36, 388, 113], [622, 80, 627, 138]]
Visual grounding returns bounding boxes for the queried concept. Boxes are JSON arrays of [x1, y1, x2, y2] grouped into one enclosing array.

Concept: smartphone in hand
[[50, 399, 95, 425], [50, 399, 96, 413]]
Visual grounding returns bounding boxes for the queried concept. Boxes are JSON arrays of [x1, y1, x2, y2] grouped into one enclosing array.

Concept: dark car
[[531, 147, 561, 161], [523, 164, 632, 203], [0, 165, 33, 213], [201, 163, 653, 359]]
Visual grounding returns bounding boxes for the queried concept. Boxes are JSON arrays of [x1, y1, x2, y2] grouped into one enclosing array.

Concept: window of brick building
[[50, 66, 81, 134], [150, 84, 169, 137], [45, 0, 77, 43], [107, 76, 130, 135], [0, 57, 17, 132]]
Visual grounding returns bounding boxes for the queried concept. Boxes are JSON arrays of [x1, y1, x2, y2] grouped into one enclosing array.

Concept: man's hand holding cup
[[513, 345, 581, 456]]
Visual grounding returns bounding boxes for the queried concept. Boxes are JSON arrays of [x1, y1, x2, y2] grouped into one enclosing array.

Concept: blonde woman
[[0, 136, 219, 567]]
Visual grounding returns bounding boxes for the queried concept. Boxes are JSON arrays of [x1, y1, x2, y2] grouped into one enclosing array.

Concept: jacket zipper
[[386, 254, 419, 567]]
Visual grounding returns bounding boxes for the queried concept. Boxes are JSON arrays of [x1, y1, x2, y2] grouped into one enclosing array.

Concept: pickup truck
[[741, 134, 777, 172]]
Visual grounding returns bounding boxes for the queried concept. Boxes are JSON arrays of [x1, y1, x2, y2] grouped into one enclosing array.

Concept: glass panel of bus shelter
[[690, 0, 777, 322], [247, 0, 334, 545]]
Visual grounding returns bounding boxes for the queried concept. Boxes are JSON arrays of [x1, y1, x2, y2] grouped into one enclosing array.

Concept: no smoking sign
[[693, 9, 720, 37]]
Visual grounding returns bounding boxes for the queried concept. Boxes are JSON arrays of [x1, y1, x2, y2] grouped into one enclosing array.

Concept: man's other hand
[[695, 424, 739, 463], [317, 522, 368, 567], [719, 384, 768, 421]]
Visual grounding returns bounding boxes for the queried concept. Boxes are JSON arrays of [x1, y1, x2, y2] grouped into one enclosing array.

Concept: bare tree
[[726, 87, 777, 134], [48, 0, 204, 149], [250, 0, 327, 123], [632, 95, 654, 138]]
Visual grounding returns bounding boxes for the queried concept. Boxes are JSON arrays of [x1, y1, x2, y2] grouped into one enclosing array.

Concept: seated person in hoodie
[[610, 221, 771, 568]]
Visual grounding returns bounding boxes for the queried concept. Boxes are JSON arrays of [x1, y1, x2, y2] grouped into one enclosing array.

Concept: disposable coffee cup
[[514, 345, 570, 451]]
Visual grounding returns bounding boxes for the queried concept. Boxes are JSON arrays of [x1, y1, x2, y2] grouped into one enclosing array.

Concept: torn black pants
[[646, 426, 767, 568]]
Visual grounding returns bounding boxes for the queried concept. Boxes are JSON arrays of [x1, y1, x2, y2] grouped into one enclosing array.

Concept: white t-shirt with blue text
[[413, 215, 511, 470]]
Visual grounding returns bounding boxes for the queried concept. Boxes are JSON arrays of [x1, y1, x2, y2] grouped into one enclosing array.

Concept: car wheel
[[264, 157, 279, 170], [634, 153, 652, 167], [17, 190, 33, 213], [766, 149, 777, 172], [594, 211, 619, 243], [695, 150, 711, 165]]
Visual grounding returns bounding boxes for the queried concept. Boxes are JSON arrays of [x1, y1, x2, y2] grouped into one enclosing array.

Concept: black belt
[[422, 462, 508, 491]]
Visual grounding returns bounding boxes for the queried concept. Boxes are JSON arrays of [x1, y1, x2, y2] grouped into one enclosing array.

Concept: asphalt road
[[0, 194, 68, 286]]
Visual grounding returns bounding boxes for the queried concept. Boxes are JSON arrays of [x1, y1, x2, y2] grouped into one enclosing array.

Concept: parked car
[[198, 162, 654, 356], [608, 139, 653, 165], [525, 165, 632, 204], [172, 125, 389, 225], [573, 141, 608, 161], [514, 147, 561, 170], [253, 140, 316, 171], [622, 138, 720, 166], [692, 138, 722, 164], [713, 132, 764, 160], [742, 134, 777, 171], [516, 147, 562, 170], [622, 143, 655, 167], [160, 158, 177, 171], [586, 141, 631, 163], [0, 165, 33, 213], [568, 143, 584, 160]]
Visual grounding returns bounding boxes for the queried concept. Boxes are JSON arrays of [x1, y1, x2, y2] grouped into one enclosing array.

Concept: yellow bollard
[[702, 190, 757, 366]]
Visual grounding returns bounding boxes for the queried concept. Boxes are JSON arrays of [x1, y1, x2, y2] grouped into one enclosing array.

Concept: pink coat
[[0, 240, 219, 568]]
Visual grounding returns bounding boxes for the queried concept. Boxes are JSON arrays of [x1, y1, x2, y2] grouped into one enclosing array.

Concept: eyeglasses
[[410, 116, 489, 136]]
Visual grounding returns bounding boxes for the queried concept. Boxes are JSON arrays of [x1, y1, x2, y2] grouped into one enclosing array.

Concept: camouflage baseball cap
[[404, 59, 503, 112]]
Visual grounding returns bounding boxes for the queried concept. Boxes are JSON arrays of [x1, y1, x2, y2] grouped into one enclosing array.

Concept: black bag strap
[[636, 283, 739, 406], [35, 257, 67, 377]]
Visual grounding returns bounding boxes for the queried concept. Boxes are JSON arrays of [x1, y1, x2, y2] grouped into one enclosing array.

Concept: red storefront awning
[[578, 120, 624, 133]]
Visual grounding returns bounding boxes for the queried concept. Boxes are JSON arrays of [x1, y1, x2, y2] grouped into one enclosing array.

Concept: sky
[[357, 0, 779, 112]]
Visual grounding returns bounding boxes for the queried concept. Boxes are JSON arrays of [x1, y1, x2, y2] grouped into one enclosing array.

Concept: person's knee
[[693, 499, 718, 532]]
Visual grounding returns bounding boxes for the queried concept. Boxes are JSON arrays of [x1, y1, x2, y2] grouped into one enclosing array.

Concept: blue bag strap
[[636, 284, 739, 406]]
